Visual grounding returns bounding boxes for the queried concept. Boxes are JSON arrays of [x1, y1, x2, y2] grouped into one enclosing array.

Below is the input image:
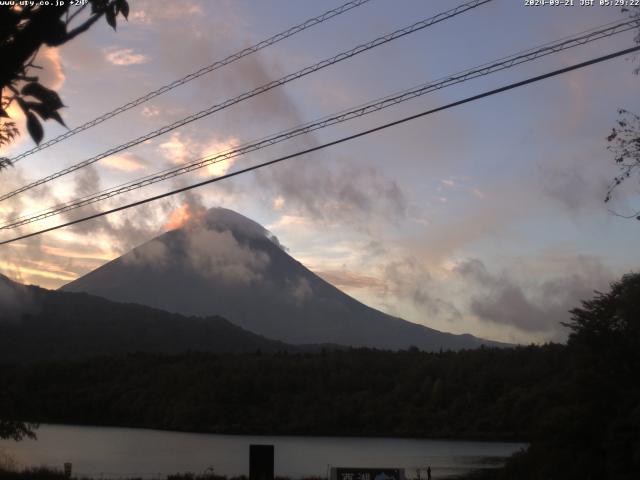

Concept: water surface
[[0, 425, 526, 479]]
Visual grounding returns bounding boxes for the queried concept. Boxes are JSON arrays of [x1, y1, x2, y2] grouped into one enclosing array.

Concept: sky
[[0, 0, 639, 344]]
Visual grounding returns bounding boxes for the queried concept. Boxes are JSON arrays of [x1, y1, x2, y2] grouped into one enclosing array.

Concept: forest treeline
[[1, 273, 639, 479], [1, 345, 563, 440]]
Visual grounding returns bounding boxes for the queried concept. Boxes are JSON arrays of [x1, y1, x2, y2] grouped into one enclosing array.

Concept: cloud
[[131, 0, 204, 23], [122, 239, 169, 269], [101, 153, 146, 172], [204, 206, 280, 243], [272, 196, 285, 210], [455, 256, 614, 338], [379, 256, 461, 322], [157, 133, 239, 175], [471, 188, 485, 199], [314, 269, 384, 290], [406, 182, 531, 266], [200, 136, 240, 177], [185, 227, 269, 284], [142, 0, 241, 89], [104, 47, 149, 66], [287, 276, 313, 305], [0, 46, 64, 155], [159, 133, 192, 164], [58, 166, 176, 254], [130, 10, 152, 25], [141, 105, 160, 117], [35, 46, 65, 91], [538, 156, 610, 214], [256, 161, 408, 230], [164, 202, 206, 230]]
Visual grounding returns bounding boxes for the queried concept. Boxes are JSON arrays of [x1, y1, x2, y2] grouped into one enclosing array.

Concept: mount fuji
[[62, 208, 502, 351]]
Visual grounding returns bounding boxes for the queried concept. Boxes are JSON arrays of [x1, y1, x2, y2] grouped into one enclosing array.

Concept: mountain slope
[[0, 274, 294, 363], [62, 208, 503, 351]]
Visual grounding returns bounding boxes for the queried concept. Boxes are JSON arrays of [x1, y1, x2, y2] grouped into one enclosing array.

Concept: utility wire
[[2, 17, 637, 230], [0, 0, 492, 203], [1, 45, 637, 247], [0, 0, 372, 168]]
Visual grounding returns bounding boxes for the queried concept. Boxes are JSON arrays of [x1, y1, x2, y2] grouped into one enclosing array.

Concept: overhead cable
[[0, 0, 493, 202], [2, 17, 637, 230], [2, 44, 637, 246], [0, 0, 372, 168]]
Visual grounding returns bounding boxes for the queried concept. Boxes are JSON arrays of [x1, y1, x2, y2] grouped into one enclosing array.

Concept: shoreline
[[11, 422, 529, 445]]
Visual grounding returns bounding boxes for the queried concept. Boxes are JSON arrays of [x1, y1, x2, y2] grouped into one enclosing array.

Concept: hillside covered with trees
[[1, 274, 638, 479], [0, 274, 294, 363]]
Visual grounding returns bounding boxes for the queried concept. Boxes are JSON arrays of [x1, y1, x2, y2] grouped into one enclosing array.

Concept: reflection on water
[[0, 425, 526, 479]]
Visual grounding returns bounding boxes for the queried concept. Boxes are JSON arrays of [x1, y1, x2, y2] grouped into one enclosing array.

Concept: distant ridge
[[62, 208, 505, 351], [0, 274, 295, 363]]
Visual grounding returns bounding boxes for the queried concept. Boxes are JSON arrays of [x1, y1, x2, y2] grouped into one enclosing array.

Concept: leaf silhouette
[[27, 102, 67, 128], [116, 0, 129, 19], [106, 5, 117, 30], [22, 83, 64, 110], [26, 112, 44, 145]]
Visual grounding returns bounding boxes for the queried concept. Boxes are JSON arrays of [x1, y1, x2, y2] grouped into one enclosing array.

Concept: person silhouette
[[426, 466, 431, 480]]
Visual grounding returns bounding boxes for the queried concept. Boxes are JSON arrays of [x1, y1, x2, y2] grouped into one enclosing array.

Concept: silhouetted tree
[[564, 272, 640, 351], [503, 273, 640, 479], [0, 420, 36, 441], [0, 0, 129, 427], [0, 0, 129, 169], [604, 6, 640, 219]]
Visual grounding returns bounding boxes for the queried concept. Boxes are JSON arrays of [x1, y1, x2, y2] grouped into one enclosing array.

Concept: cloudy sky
[[1, 0, 638, 344]]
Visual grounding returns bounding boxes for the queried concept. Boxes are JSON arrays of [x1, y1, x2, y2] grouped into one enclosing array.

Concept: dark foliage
[[604, 6, 640, 218], [0, 0, 128, 162], [2, 274, 639, 479], [0, 468, 255, 480], [0, 278, 295, 364], [605, 109, 640, 219], [0, 274, 291, 440], [0, 345, 565, 440], [0, 420, 36, 441], [0, 468, 70, 480], [500, 273, 640, 479]]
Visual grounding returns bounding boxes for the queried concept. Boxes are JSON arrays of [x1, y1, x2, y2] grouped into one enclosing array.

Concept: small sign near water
[[332, 468, 405, 480]]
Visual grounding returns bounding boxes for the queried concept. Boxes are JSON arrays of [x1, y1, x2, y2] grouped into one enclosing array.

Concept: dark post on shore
[[249, 444, 274, 480]]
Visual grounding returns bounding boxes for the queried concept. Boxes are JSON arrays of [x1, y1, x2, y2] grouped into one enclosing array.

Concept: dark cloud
[[378, 256, 461, 322], [315, 269, 385, 290], [185, 227, 270, 284], [61, 166, 178, 253], [128, 0, 409, 232], [256, 161, 408, 229], [455, 256, 614, 339], [0, 168, 57, 225], [538, 157, 610, 214]]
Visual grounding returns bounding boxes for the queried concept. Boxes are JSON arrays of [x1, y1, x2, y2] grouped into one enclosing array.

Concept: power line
[[1, 45, 637, 247], [2, 17, 637, 230], [0, 0, 372, 168], [0, 0, 493, 203]]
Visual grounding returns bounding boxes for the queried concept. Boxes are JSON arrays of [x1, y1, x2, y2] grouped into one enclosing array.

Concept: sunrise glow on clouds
[[102, 153, 146, 172], [1, 0, 638, 344], [104, 47, 150, 66]]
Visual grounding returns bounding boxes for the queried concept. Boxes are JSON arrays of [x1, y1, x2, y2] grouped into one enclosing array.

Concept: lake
[[0, 425, 526, 479]]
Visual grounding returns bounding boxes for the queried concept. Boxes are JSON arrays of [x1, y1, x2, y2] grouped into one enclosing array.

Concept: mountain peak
[[164, 206, 284, 249], [63, 207, 502, 351], [203, 207, 268, 238]]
